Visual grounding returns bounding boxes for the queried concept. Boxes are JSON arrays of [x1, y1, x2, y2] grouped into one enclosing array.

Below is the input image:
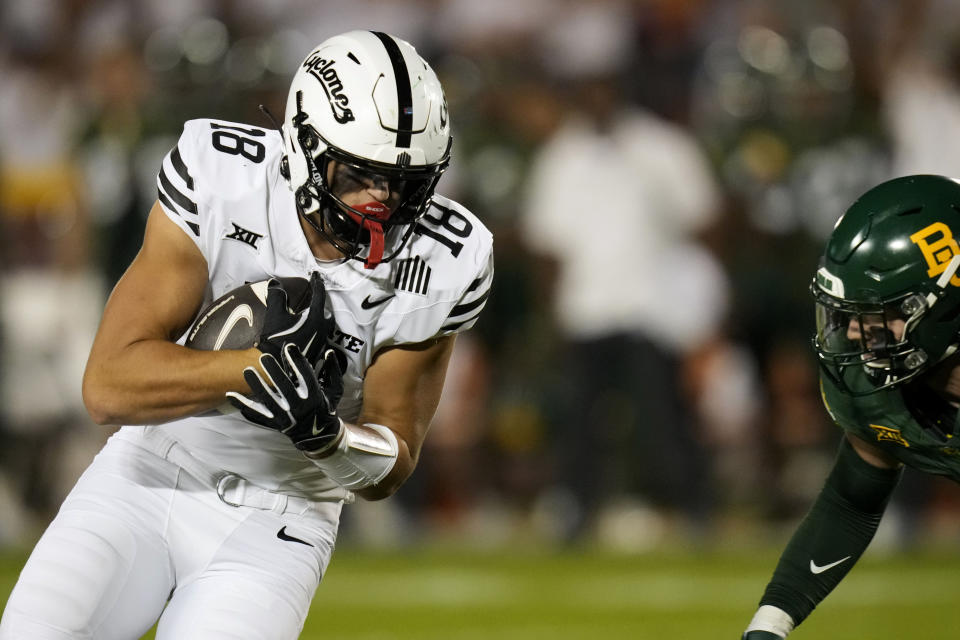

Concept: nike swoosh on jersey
[[214, 304, 255, 350], [361, 294, 395, 309], [277, 526, 313, 547], [809, 555, 851, 574]]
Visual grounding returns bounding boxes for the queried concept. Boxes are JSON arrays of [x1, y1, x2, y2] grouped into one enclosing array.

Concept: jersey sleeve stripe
[[448, 288, 490, 318], [158, 167, 198, 214], [466, 276, 483, 293], [157, 188, 201, 238], [441, 308, 484, 332], [158, 187, 201, 237], [170, 146, 194, 190], [157, 188, 176, 214]]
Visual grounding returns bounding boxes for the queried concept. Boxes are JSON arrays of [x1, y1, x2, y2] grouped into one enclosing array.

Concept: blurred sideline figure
[[76, 42, 163, 288], [0, 34, 104, 541], [742, 175, 960, 639], [0, 30, 492, 639], [520, 11, 727, 542]]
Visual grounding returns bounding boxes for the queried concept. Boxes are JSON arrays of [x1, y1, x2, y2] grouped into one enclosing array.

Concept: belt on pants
[[132, 427, 315, 517]]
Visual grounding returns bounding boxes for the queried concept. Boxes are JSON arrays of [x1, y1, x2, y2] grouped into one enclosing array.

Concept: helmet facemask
[[812, 253, 960, 396], [289, 95, 447, 269], [813, 286, 931, 395]]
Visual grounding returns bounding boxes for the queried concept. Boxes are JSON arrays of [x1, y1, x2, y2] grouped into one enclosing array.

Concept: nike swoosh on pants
[[277, 526, 313, 547]]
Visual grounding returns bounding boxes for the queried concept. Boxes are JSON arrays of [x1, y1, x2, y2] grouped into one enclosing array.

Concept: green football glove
[[743, 632, 785, 640]]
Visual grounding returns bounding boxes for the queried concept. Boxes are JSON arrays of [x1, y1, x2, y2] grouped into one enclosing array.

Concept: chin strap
[[349, 201, 392, 269], [916, 253, 960, 365], [927, 254, 960, 306]]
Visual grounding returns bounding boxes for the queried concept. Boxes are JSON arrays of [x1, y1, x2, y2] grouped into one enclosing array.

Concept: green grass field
[[3, 544, 960, 639]]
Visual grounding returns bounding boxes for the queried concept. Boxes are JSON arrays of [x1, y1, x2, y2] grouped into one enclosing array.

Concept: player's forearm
[[355, 425, 414, 500], [745, 438, 901, 636], [83, 340, 261, 425], [304, 420, 411, 500], [352, 413, 427, 500]]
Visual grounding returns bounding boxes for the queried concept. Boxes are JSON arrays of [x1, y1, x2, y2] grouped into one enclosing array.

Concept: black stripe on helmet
[[370, 31, 412, 149]]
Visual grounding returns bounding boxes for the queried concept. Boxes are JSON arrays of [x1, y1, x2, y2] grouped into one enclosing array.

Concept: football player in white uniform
[[0, 30, 493, 640]]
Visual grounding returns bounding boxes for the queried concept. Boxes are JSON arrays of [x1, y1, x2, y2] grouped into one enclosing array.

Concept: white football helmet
[[282, 30, 451, 268]]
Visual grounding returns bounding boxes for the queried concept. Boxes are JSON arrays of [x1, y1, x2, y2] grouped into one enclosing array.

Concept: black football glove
[[226, 344, 344, 455], [315, 347, 344, 410], [743, 632, 785, 639], [256, 272, 331, 367]]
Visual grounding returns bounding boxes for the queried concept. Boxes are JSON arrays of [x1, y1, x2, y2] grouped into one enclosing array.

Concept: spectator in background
[[76, 42, 161, 287], [880, 0, 960, 178], [688, 0, 892, 524], [0, 20, 104, 536], [519, 1, 728, 544]]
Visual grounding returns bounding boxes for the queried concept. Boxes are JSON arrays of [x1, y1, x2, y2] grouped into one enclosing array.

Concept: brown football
[[185, 277, 311, 351]]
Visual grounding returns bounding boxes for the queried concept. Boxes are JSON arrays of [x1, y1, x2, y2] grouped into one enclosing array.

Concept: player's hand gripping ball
[[186, 273, 331, 364], [185, 273, 333, 414], [226, 346, 345, 454]]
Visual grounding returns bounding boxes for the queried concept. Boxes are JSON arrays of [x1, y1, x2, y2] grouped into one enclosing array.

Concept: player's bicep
[[846, 432, 902, 470], [91, 200, 208, 355], [358, 334, 457, 462]]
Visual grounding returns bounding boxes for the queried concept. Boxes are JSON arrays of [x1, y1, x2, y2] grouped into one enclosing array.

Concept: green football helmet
[[812, 174, 960, 395]]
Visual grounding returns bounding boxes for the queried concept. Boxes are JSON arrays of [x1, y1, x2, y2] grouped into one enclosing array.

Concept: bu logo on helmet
[[302, 54, 355, 124], [909, 222, 960, 286]]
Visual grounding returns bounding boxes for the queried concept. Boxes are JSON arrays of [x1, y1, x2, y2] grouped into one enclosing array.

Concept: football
[[185, 277, 312, 351]]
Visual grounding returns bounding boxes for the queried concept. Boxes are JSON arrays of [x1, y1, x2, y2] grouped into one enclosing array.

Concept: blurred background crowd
[[4, 0, 960, 552]]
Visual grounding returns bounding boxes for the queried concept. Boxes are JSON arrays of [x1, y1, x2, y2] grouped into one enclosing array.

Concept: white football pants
[[0, 433, 342, 639]]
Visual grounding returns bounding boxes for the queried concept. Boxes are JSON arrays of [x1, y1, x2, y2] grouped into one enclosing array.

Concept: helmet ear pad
[[910, 289, 960, 365]]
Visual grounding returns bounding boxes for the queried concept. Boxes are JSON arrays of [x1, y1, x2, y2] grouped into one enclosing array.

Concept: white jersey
[[119, 118, 493, 502]]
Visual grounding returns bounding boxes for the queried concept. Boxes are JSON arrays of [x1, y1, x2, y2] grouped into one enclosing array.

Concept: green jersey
[[820, 368, 960, 481]]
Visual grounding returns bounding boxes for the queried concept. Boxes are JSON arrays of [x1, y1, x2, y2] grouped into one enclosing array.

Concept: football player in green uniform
[[742, 174, 960, 638]]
